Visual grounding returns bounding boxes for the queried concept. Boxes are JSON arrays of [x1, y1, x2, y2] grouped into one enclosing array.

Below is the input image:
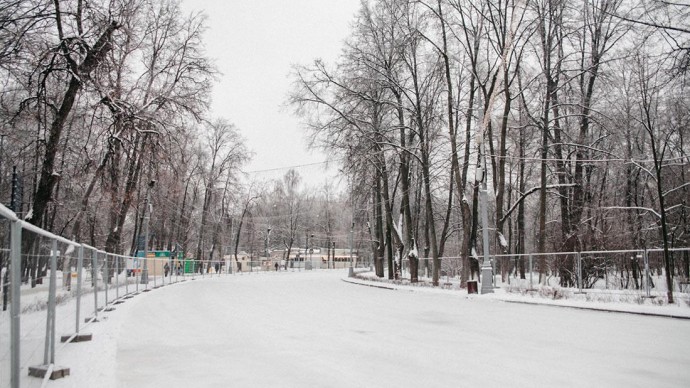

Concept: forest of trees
[[0, 0, 248, 270], [288, 0, 689, 301], [0, 1, 688, 301]]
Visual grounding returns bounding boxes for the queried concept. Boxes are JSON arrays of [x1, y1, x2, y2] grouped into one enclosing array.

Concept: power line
[[242, 157, 345, 174], [487, 154, 690, 164]]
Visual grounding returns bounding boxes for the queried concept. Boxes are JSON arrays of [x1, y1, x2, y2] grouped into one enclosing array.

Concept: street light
[[348, 174, 354, 277], [331, 241, 335, 269], [141, 180, 156, 285], [265, 227, 272, 258], [304, 232, 309, 271], [309, 233, 314, 270], [348, 220, 354, 277], [476, 94, 493, 294]]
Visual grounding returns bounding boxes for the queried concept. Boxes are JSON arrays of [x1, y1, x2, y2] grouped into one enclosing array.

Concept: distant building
[[223, 248, 360, 271], [269, 247, 359, 269]]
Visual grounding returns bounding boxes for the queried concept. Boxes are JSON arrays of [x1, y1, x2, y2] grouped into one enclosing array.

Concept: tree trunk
[[495, 72, 512, 254], [374, 175, 385, 278], [105, 134, 146, 254], [460, 79, 477, 287], [393, 90, 415, 281], [28, 20, 119, 228]]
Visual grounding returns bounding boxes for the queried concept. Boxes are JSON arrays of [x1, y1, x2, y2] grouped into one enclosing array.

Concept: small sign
[[136, 250, 171, 258]]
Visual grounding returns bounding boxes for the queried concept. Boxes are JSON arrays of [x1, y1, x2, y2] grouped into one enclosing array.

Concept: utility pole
[[140, 180, 155, 284]]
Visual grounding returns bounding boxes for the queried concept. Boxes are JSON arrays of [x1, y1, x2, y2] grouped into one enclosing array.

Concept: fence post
[[126, 255, 130, 296], [604, 259, 609, 290], [58, 245, 91, 345], [135, 255, 139, 293], [103, 252, 109, 306], [575, 252, 582, 294], [28, 239, 70, 380], [92, 249, 98, 321], [75, 245, 84, 333], [528, 254, 533, 290], [43, 240, 58, 365], [644, 249, 651, 298], [114, 254, 120, 300], [10, 219, 22, 388]]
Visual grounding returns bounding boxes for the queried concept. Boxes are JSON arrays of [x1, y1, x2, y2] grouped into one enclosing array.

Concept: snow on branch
[[497, 232, 509, 253], [601, 206, 661, 219], [408, 238, 418, 259], [500, 184, 576, 224], [663, 182, 690, 197], [392, 212, 404, 246]]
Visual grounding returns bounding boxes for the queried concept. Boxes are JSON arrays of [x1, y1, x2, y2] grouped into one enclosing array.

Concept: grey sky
[[181, 0, 360, 183]]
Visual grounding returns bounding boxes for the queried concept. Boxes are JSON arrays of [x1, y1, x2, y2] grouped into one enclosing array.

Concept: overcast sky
[[180, 0, 361, 184]]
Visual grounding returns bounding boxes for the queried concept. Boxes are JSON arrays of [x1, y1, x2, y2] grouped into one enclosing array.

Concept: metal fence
[[398, 248, 690, 297], [3, 192, 687, 387], [0, 205, 225, 387], [232, 258, 361, 273], [0, 200, 358, 388]]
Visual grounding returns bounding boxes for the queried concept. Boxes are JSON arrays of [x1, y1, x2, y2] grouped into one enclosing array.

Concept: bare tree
[[27, 1, 120, 228], [195, 118, 248, 263]]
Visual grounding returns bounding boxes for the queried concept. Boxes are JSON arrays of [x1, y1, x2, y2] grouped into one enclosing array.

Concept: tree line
[[0, 0, 688, 303], [288, 0, 689, 302], [0, 0, 250, 282]]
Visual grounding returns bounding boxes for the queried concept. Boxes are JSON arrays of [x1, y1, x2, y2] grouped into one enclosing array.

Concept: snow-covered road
[[50, 270, 690, 387]]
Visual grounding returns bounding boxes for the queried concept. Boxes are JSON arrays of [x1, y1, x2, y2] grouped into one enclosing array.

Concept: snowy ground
[[23, 270, 690, 387]]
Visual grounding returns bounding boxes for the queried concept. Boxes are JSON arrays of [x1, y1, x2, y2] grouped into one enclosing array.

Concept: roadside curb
[[342, 276, 690, 320], [499, 299, 690, 320], [341, 277, 403, 291]]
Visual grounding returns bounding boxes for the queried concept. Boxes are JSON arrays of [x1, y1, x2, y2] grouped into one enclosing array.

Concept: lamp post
[[476, 95, 493, 294], [309, 233, 314, 270], [265, 227, 271, 258], [331, 241, 335, 269], [474, 3, 520, 292], [348, 220, 354, 277], [141, 180, 155, 285], [0, 134, 5, 187], [304, 232, 309, 271], [348, 179, 354, 277]]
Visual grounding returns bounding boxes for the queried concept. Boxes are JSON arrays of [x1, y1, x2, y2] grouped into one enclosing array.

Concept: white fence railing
[[397, 248, 690, 296], [0, 203, 347, 388], [2, 197, 687, 387]]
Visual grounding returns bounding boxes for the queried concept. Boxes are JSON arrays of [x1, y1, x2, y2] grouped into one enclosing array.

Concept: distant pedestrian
[[164, 262, 170, 277], [274, 262, 279, 271]]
